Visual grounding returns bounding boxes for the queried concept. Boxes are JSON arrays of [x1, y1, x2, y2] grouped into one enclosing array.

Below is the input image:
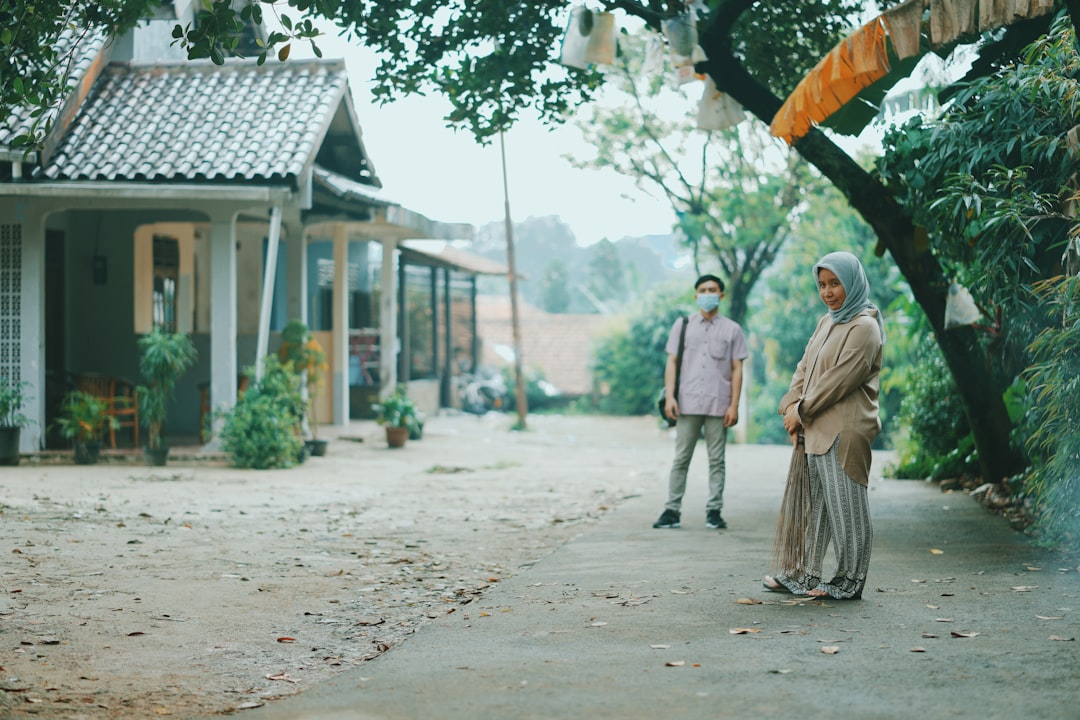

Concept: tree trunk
[[700, 38, 1026, 481]]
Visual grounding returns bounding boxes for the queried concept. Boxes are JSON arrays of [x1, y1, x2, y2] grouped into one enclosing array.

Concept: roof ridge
[[119, 56, 347, 72]]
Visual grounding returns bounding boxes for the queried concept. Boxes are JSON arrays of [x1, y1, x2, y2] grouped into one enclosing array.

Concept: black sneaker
[[652, 509, 681, 529], [705, 510, 727, 529]]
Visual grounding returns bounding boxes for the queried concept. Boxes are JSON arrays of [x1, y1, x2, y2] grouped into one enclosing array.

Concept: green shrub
[[890, 334, 977, 480], [1018, 276, 1080, 548], [500, 367, 563, 413], [587, 283, 688, 416], [219, 356, 304, 469]]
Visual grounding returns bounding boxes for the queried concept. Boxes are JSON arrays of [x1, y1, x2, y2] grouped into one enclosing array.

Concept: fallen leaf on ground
[[235, 702, 265, 710], [1048, 635, 1075, 641], [930, 549, 944, 555], [265, 672, 298, 683], [921, 632, 939, 638], [650, 644, 670, 650], [1012, 586, 1038, 592], [950, 631, 980, 638], [665, 660, 685, 667], [910, 647, 926, 652], [735, 598, 761, 605], [729, 628, 762, 635], [935, 618, 954, 623], [821, 646, 840, 654], [1025, 565, 1041, 571], [1037, 615, 1064, 620], [276, 637, 295, 643], [589, 621, 608, 627], [769, 668, 793, 674], [911, 579, 927, 584]]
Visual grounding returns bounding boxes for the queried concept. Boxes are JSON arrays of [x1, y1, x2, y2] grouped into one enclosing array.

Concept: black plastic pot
[[0, 426, 20, 466], [145, 446, 170, 466], [74, 440, 102, 465]]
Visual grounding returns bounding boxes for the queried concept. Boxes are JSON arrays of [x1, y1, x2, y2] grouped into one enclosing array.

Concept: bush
[[219, 357, 304, 469], [890, 334, 977, 480], [586, 283, 689, 416], [499, 367, 563, 413], [1018, 276, 1080, 548]]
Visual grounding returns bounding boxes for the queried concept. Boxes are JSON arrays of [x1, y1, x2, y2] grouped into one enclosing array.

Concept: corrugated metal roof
[[38, 59, 372, 186]]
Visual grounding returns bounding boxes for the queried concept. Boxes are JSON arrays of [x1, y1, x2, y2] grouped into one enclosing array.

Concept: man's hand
[[724, 405, 738, 427], [665, 397, 679, 421]]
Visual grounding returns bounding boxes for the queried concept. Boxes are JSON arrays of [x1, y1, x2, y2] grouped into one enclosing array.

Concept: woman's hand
[[782, 403, 802, 437]]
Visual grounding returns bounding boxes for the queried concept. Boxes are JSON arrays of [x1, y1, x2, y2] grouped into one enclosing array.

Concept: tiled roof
[[477, 295, 617, 396], [0, 30, 110, 148], [39, 59, 370, 185]]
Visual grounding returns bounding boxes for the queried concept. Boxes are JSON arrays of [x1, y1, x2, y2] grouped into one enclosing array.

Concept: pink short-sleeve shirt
[[665, 313, 748, 416]]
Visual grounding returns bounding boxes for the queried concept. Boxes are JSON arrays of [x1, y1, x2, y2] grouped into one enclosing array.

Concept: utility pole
[[500, 130, 528, 429]]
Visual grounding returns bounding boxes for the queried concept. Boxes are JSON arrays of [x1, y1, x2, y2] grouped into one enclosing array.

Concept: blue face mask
[[696, 293, 720, 312]]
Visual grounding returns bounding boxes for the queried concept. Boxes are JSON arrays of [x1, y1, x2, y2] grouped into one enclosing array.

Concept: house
[[476, 295, 617, 398], [0, 7, 504, 453]]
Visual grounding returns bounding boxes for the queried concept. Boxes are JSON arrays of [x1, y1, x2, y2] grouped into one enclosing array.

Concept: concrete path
[[242, 442, 1080, 720]]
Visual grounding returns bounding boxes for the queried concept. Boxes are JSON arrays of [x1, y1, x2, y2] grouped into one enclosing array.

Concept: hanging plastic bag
[[643, 31, 666, 78], [696, 76, 745, 131], [662, 13, 697, 59], [559, 6, 616, 69], [944, 281, 982, 328]]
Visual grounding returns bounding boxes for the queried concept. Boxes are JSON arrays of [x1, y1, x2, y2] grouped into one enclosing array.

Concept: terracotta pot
[[385, 425, 409, 448]]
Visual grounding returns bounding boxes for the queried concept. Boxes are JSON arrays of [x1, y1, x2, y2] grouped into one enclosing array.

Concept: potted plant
[[0, 380, 32, 466], [219, 356, 304, 469], [53, 390, 117, 465], [279, 320, 329, 456], [372, 386, 420, 449], [137, 328, 197, 466]]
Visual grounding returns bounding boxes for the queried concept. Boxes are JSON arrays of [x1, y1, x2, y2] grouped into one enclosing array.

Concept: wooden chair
[[72, 372, 139, 449]]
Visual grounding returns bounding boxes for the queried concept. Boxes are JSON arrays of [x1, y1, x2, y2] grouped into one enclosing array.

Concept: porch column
[[208, 213, 238, 424], [285, 220, 307, 324], [17, 207, 46, 452], [379, 239, 398, 397], [331, 223, 349, 424]]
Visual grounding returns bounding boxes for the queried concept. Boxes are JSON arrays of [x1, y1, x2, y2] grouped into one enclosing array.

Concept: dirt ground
[[0, 414, 667, 719]]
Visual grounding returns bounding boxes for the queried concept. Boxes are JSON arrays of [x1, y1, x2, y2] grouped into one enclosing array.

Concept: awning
[[400, 240, 508, 276], [313, 164, 474, 242]]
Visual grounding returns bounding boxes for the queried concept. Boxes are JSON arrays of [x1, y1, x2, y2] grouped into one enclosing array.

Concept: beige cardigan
[[778, 309, 883, 486]]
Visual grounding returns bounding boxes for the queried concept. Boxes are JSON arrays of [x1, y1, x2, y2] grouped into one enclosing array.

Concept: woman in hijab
[[763, 251, 885, 600]]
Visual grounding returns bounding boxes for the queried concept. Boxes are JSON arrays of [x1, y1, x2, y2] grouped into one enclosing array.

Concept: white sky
[[299, 34, 680, 247], [295, 16, 964, 248]]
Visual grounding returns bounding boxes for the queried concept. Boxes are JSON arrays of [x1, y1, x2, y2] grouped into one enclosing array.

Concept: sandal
[[762, 575, 794, 594]]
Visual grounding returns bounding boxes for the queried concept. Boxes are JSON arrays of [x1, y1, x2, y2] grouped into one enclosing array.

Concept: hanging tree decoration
[[559, 6, 617, 69]]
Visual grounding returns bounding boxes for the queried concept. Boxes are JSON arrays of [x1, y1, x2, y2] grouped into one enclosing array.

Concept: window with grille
[[152, 235, 179, 332], [0, 224, 21, 387]]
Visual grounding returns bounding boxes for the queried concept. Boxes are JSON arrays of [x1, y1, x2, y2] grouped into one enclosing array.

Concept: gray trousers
[[664, 414, 728, 513]]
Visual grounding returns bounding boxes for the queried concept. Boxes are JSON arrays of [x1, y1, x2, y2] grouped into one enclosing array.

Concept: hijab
[[813, 251, 886, 344]]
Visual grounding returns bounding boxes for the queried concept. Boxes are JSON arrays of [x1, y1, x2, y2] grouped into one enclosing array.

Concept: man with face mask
[[653, 274, 748, 530]]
